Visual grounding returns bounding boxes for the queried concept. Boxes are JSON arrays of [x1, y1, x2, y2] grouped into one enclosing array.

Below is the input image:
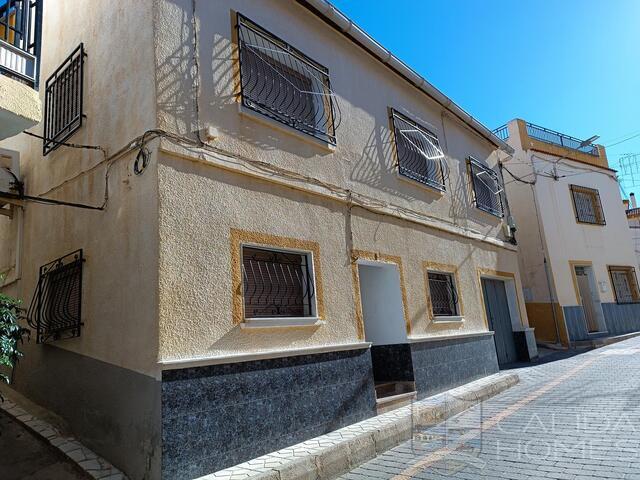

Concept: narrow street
[[342, 338, 640, 480], [0, 410, 91, 480]]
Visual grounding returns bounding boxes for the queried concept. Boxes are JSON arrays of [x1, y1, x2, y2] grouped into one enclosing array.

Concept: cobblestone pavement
[[0, 409, 91, 480], [341, 338, 640, 480]]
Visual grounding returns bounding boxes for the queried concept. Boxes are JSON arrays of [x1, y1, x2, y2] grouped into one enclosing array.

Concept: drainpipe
[[529, 152, 565, 347], [543, 257, 563, 346], [498, 160, 517, 245]]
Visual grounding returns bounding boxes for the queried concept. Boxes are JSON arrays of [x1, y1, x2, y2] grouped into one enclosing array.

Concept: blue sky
[[331, 0, 640, 196]]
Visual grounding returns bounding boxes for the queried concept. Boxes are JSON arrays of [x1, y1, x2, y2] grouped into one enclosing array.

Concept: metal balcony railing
[[0, 0, 42, 87], [493, 124, 509, 141], [526, 122, 599, 157]]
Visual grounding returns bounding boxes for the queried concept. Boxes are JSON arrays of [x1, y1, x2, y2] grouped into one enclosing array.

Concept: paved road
[[341, 338, 640, 480], [0, 409, 91, 480]]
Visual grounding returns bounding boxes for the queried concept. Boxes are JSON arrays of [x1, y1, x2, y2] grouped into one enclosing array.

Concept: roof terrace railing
[[525, 122, 599, 157], [493, 124, 509, 141], [0, 0, 42, 87]]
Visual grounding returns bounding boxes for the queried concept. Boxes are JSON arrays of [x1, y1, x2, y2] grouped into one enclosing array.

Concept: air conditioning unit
[[0, 148, 21, 209]]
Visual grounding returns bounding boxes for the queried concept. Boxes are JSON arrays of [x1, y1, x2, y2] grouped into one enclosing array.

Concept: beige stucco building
[[498, 119, 640, 347], [1, 1, 537, 478]]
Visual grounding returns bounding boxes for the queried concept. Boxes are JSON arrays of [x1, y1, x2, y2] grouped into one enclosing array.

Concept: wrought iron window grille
[[0, 0, 42, 86], [43, 43, 86, 156], [25, 250, 84, 344], [608, 266, 640, 305], [468, 157, 504, 218], [427, 271, 459, 317], [391, 109, 447, 191], [569, 184, 605, 225], [236, 14, 340, 145], [525, 122, 599, 157], [241, 246, 315, 318]]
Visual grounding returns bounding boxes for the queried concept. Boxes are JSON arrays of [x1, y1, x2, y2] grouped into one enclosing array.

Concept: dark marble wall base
[[370, 344, 414, 382], [563, 305, 590, 341], [564, 304, 640, 341], [409, 334, 499, 400], [161, 348, 376, 480], [12, 345, 161, 480], [602, 302, 640, 336]]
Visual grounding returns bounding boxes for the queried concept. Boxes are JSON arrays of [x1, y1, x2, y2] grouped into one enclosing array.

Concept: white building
[[498, 119, 640, 346]]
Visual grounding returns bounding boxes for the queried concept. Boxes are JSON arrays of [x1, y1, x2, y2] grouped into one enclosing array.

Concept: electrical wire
[[501, 164, 536, 185], [606, 132, 640, 148]]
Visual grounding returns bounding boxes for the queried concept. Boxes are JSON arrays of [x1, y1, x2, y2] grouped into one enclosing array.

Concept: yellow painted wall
[[157, 151, 527, 362], [525, 302, 569, 346]]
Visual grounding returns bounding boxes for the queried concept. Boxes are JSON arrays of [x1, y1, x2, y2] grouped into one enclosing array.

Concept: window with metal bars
[[43, 43, 86, 155], [391, 109, 446, 191], [608, 266, 640, 304], [237, 14, 337, 144], [241, 246, 315, 318], [468, 157, 504, 217], [427, 271, 459, 317], [25, 250, 84, 343], [570, 184, 605, 225]]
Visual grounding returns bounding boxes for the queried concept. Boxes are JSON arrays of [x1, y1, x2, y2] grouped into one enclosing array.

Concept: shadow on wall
[[350, 124, 438, 203], [157, 0, 336, 158]]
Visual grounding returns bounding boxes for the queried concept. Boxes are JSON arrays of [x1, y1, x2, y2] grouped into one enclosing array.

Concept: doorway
[[573, 265, 605, 333], [481, 278, 518, 365], [357, 261, 414, 402]]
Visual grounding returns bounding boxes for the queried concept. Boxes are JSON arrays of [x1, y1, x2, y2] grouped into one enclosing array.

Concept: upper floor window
[[609, 266, 640, 304], [570, 184, 605, 225], [391, 109, 446, 191], [43, 43, 86, 155], [468, 157, 504, 217], [241, 245, 316, 319], [426, 270, 459, 317], [236, 14, 337, 145]]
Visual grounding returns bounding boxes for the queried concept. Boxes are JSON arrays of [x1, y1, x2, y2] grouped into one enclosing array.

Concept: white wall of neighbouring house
[[534, 154, 638, 307]]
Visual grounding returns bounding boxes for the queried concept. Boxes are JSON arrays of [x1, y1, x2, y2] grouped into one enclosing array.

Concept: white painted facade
[[502, 119, 639, 344]]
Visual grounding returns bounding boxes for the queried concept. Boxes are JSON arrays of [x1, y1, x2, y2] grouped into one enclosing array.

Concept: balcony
[[0, 0, 42, 140], [506, 119, 609, 170], [0, 0, 41, 86]]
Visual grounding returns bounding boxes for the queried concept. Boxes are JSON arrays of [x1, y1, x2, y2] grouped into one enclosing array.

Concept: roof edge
[[296, 0, 514, 155]]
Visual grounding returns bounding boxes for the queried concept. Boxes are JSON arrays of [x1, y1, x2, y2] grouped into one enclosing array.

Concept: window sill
[[396, 171, 446, 196], [474, 205, 504, 220], [238, 103, 336, 153], [431, 315, 464, 324], [575, 220, 606, 226], [241, 317, 325, 329]]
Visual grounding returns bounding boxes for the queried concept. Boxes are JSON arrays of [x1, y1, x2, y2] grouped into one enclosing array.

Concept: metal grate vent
[[468, 157, 504, 217], [391, 110, 446, 191], [237, 14, 339, 144], [427, 271, 459, 317], [43, 43, 85, 155], [26, 250, 84, 343], [570, 184, 605, 225], [241, 246, 315, 318]]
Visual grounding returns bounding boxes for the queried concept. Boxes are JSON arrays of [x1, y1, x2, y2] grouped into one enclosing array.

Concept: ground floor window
[[241, 245, 316, 318], [608, 266, 640, 304], [426, 270, 460, 317]]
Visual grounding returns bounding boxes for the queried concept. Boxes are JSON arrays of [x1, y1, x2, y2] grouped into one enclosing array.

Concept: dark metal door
[[481, 278, 518, 365]]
